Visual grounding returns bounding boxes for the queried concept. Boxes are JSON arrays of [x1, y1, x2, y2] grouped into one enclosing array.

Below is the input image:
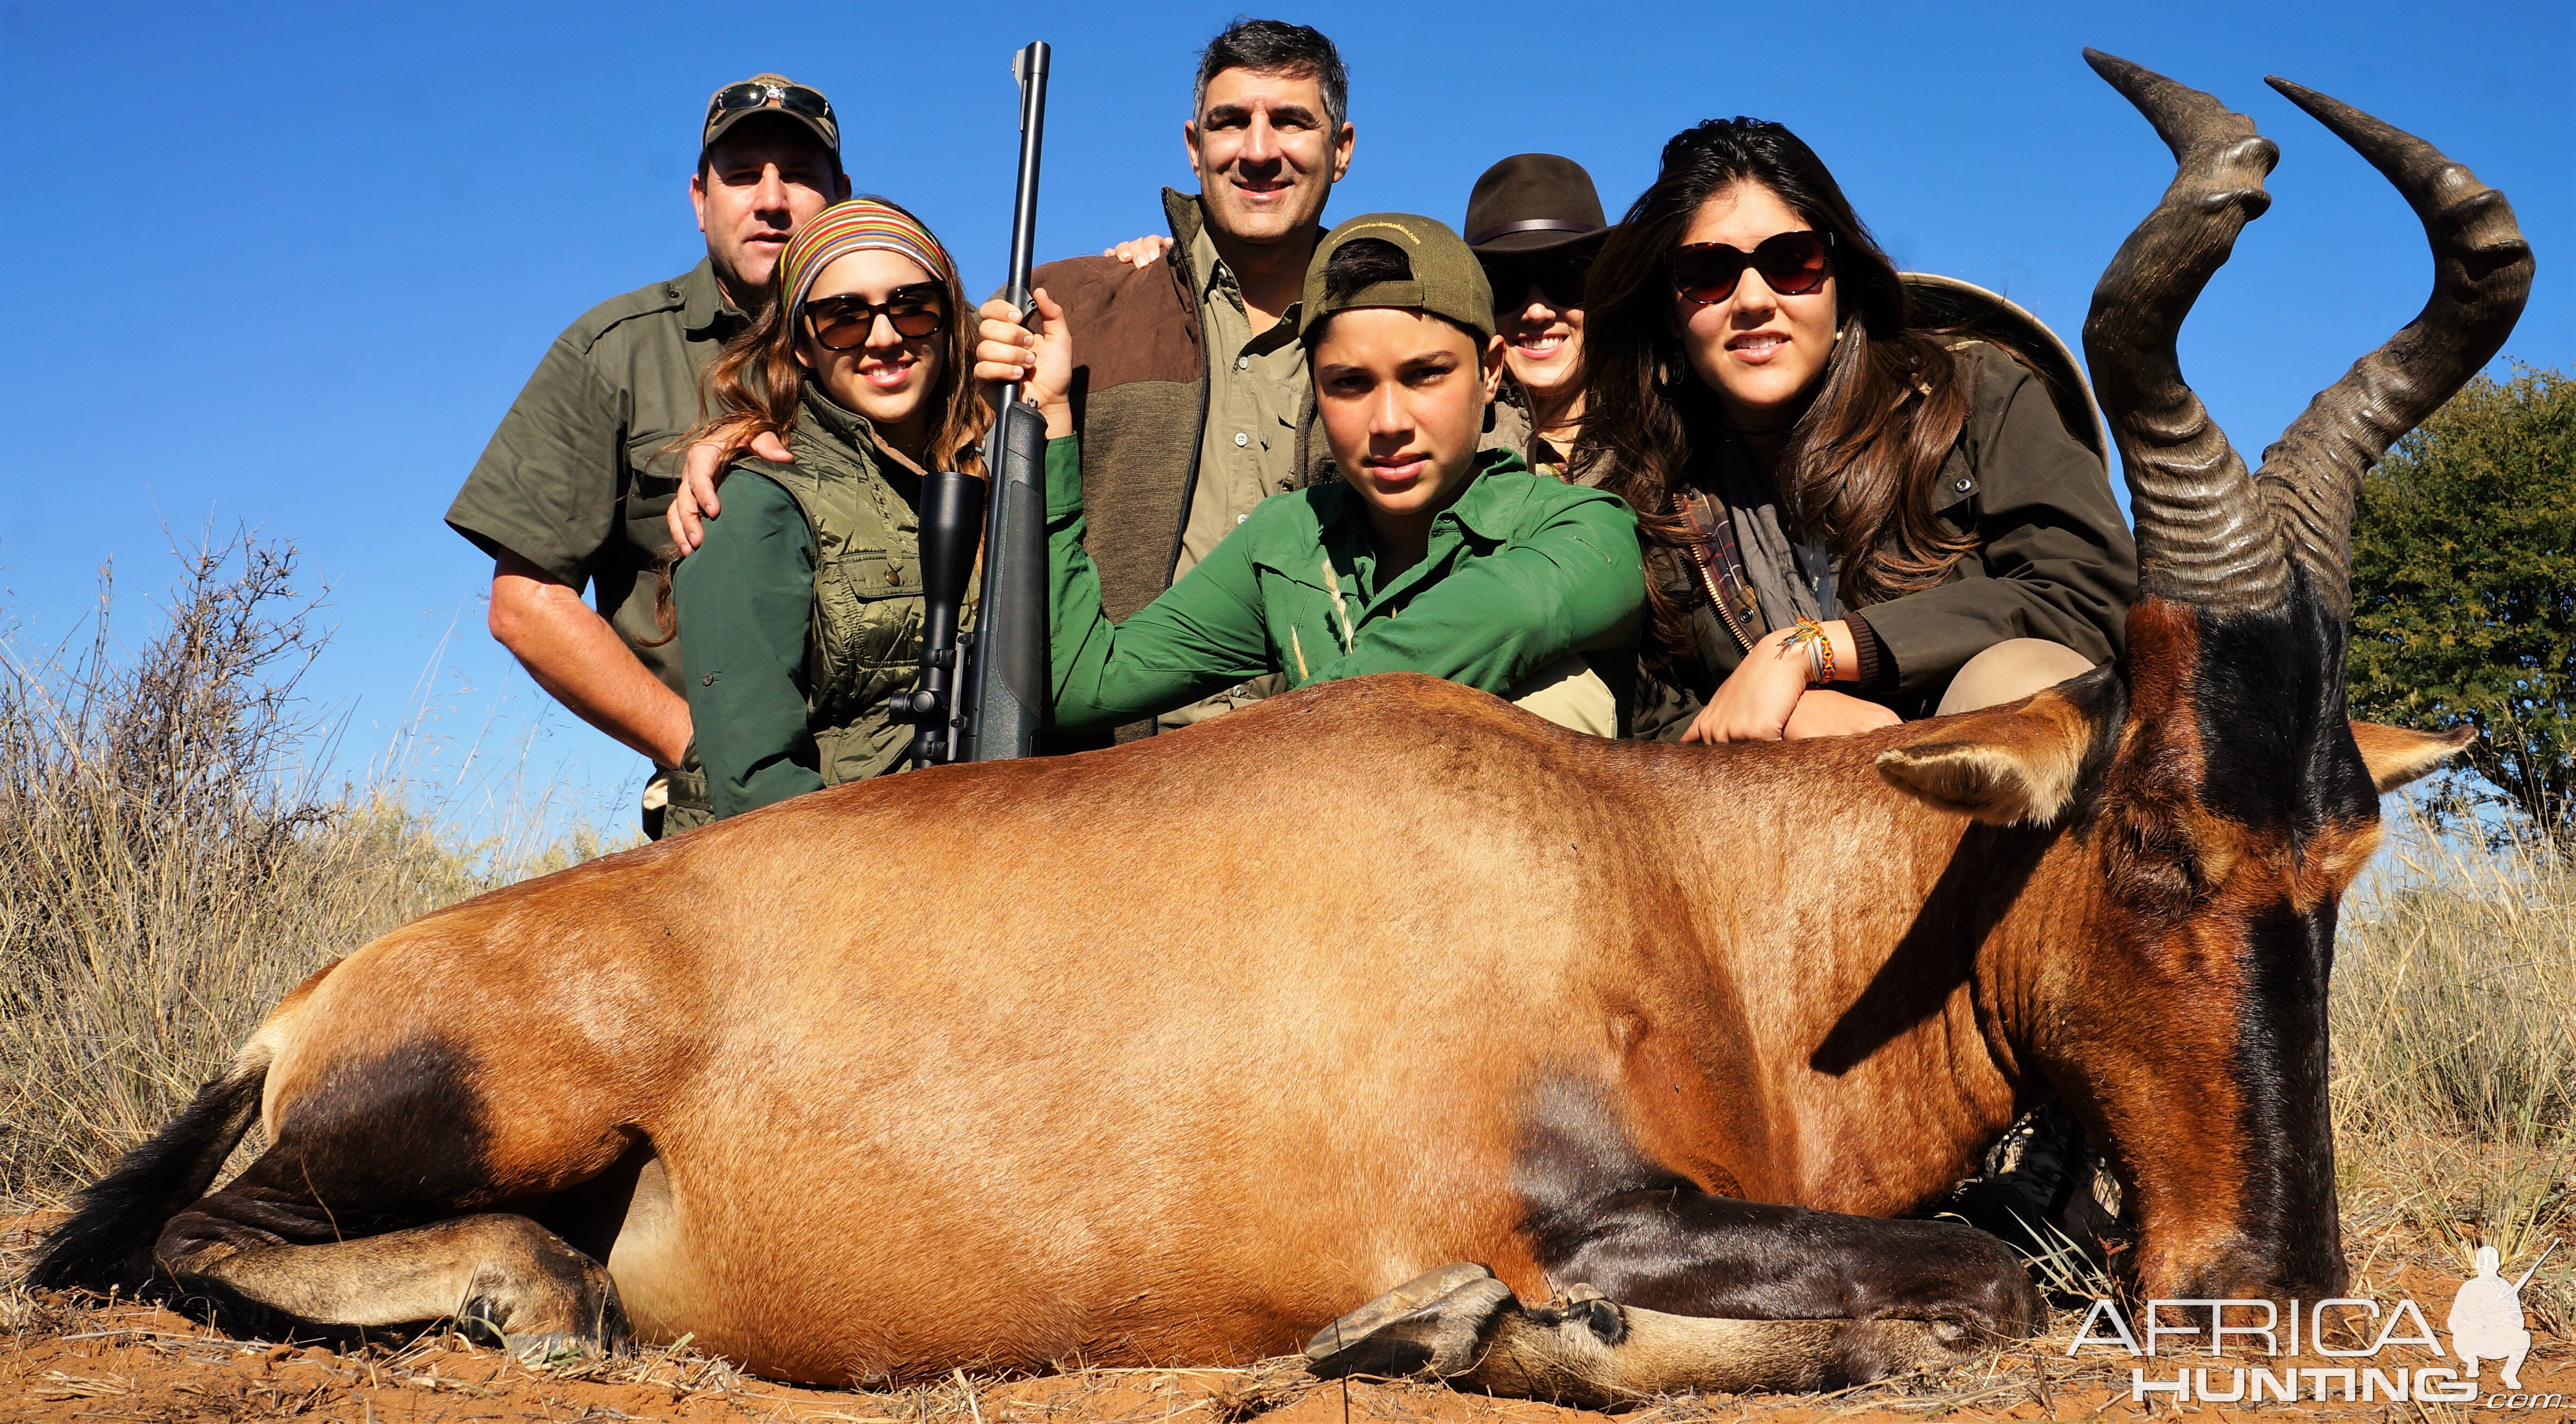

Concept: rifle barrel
[[962, 40, 1053, 763]]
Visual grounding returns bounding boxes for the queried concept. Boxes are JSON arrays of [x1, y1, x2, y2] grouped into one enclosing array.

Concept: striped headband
[[778, 198, 958, 315]]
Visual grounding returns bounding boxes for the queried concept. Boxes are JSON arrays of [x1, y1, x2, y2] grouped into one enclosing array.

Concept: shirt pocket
[[619, 427, 689, 554], [808, 547, 927, 710]]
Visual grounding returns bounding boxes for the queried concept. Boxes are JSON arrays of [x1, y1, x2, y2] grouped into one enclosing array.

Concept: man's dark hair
[[1193, 18, 1348, 131]]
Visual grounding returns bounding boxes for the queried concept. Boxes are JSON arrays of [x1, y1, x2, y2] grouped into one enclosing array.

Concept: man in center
[[1033, 18, 1354, 744]]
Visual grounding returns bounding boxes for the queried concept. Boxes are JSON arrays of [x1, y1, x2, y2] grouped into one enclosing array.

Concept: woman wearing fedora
[[1464, 154, 1609, 479], [1576, 118, 2136, 745]]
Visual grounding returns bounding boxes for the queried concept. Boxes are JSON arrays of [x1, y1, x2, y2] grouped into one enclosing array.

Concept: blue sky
[[3, 1, 2569, 834]]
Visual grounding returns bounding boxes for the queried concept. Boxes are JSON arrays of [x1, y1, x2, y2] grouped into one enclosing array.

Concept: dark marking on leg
[[1514, 1078, 2040, 1339], [146, 1036, 627, 1353]]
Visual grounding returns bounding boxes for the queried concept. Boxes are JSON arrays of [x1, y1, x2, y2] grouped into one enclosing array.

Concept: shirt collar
[[1314, 447, 1528, 542], [681, 257, 754, 340], [1188, 221, 1231, 303], [1187, 217, 1306, 337]]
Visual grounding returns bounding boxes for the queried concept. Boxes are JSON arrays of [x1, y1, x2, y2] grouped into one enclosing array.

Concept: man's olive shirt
[[447, 259, 749, 697], [1180, 222, 1309, 575]]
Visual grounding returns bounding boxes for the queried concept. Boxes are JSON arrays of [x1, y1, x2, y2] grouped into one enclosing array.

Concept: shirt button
[[1954, 478, 1973, 492], [1236, 355, 1250, 370], [1237, 514, 1248, 525], [1234, 431, 1250, 447]]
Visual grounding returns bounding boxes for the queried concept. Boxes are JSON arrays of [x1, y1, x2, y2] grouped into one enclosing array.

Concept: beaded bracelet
[[1783, 617, 1836, 686]]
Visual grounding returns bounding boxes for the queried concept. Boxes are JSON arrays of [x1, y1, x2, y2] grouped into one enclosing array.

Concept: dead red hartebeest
[[31, 53, 2531, 1404]]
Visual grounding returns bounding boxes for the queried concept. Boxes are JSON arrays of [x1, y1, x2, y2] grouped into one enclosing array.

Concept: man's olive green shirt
[[1181, 222, 1310, 575], [1047, 437, 1645, 732], [447, 259, 749, 696]]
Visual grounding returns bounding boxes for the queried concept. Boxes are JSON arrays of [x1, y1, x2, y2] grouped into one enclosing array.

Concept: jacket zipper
[[1680, 490, 1757, 654]]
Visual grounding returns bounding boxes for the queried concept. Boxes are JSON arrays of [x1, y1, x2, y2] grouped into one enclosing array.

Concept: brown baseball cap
[[1298, 213, 1497, 345], [1463, 154, 1608, 256], [701, 73, 841, 158]]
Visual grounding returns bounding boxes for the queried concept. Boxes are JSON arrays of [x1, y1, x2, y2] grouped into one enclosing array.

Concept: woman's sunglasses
[[707, 80, 836, 129], [803, 285, 948, 350], [1668, 230, 1833, 307], [1480, 251, 1593, 311]]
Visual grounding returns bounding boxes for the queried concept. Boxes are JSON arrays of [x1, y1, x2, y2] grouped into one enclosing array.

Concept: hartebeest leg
[[137, 1036, 638, 1356], [1306, 1264, 1973, 1406], [155, 1200, 627, 1357], [1531, 1190, 2041, 1334]]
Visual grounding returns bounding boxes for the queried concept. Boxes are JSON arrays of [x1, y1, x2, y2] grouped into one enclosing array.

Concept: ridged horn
[[2251, 78, 2535, 614], [2082, 50, 2289, 610]]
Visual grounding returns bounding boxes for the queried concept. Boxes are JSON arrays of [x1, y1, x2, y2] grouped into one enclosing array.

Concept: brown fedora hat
[[1464, 153, 1608, 255]]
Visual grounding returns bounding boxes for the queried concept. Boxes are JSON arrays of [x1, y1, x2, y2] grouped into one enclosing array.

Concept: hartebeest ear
[[2348, 721, 2474, 793], [1875, 693, 2098, 827]]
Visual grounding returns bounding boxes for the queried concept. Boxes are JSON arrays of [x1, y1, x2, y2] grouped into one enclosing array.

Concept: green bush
[[2348, 366, 2576, 836]]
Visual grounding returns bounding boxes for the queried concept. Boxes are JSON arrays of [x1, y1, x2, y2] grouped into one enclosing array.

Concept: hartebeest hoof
[[1306, 1264, 1987, 1406], [454, 1249, 633, 1363], [1305, 1263, 1519, 1376]]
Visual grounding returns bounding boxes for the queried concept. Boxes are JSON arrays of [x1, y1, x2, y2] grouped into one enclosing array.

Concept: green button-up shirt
[[447, 259, 750, 697], [1047, 437, 1644, 732]]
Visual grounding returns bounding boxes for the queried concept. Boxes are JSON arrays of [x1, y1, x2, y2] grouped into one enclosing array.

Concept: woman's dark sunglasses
[[1480, 251, 1593, 311], [707, 80, 835, 128], [803, 285, 948, 350], [1668, 230, 1833, 307]]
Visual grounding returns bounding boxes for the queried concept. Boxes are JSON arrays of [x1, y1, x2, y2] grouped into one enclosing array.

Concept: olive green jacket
[[1047, 438, 1644, 731], [669, 387, 934, 821], [448, 259, 746, 697]]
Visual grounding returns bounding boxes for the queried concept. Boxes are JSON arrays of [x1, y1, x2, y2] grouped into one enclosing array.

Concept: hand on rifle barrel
[[974, 289, 1075, 440]]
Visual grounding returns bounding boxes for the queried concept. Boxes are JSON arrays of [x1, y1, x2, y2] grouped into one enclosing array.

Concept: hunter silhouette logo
[[2072, 1240, 2560, 1407], [2452, 1242, 2550, 1391]]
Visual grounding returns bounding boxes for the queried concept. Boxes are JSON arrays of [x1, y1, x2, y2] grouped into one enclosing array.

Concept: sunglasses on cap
[[707, 80, 835, 130], [1479, 250, 1594, 311], [803, 285, 947, 350], [1669, 230, 1833, 307]]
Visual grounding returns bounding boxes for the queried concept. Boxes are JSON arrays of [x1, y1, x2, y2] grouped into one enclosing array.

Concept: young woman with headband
[[1576, 120, 2137, 743], [658, 197, 987, 827]]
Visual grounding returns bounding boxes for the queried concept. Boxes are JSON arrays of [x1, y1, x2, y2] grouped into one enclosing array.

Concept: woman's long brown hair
[[1575, 119, 1974, 662]]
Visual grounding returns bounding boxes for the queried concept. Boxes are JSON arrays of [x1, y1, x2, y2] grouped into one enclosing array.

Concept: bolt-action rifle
[[904, 41, 1051, 769]]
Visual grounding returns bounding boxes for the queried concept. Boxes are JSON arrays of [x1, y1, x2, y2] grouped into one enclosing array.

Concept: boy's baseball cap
[[1298, 213, 1496, 345]]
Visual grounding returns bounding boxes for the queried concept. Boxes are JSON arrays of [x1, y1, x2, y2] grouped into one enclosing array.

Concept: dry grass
[[2330, 789, 2575, 1331], [0, 533, 625, 1208]]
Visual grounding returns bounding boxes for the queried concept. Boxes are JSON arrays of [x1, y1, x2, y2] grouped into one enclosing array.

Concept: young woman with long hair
[[658, 197, 988, 828], [1574, 119, 2136, 743]]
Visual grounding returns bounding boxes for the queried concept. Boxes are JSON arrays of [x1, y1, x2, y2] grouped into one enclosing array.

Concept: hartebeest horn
[[2082, 49, 2289, 609], [2250, 78, 2534, 612]]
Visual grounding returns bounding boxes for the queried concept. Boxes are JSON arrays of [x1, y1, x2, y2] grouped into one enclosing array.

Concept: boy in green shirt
[[977, 213, 1644, 734]]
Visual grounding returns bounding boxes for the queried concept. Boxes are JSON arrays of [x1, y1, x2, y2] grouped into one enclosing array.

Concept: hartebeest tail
[[30, 961, 334, 1296], [29, 1051, 270, 1295]]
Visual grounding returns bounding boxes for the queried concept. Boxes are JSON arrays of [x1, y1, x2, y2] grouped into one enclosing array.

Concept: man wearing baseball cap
[[447, 74, 849, 836], [973, 212, 1643, 737]]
